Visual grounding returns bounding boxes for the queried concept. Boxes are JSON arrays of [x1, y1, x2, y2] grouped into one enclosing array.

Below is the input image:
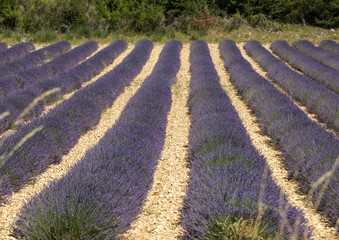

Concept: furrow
[[0, 44, 162, 239], [122, 44, 190, 240], [209, 43, 338, 240]]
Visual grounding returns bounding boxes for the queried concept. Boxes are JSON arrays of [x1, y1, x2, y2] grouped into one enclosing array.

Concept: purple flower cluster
[[0, 41, 71, 80], [0, 42, 34, 65], [0, 40, 153, 205], [292, 40, 339, 71], [0, 40, 127, 134], [271, 40, 339, 93], [220, 39, 339, 227], [180, 40, 309, 240], [0, 41, 97, 97], [244, 40, 339, 133], [0, 42, 7, 51], [319, 39, 339, 56], [12, 40, 182, 239]]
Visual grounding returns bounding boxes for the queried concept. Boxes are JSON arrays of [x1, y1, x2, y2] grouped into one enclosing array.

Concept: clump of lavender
[[180, 40, 310, 239], [220, 39, 339, 228], [12, 40, 182, 239], [271, 40, 339, 93]]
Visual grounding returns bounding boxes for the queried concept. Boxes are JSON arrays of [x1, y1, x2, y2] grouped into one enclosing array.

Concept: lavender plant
[[12, 40, 182, 239], [180, 40, 310, 240], [0, 40, 127, 134], [0, 40, 153, 205], [244, 40, 339, 133], [0, 42, 34, 65], [292, 40, 339, 71], [270, 40, 339, 93], [0, 41, 97, 97], [220, 39, 339, 228], [319, 39, 339, 56], [0, 41, 71, 80], [0, 42, 7, 51]]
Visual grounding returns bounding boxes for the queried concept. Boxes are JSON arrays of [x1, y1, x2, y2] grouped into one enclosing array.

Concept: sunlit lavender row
[[220, 40, 339, 227], [0, 41, 70, 79], [0, 40, 127, 134], [180, 40, 309, 239], [319, 39, 339, 55], [0, 39, 337, 239], [13, 40, 182, 239], [0, 41, 97, 98], [292, 39, 339, 71], [271, 40, 339, 93], [244, 40, 339, 133], [0, 42, 8, 51], [0, 42, 34, 65], [0, 40, 151, 205]]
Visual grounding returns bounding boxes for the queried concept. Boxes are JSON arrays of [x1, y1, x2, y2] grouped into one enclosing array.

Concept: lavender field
[[0, 39, 338, 240]]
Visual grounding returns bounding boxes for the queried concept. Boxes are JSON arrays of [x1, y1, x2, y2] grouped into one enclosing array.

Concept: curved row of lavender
[[0, 41, 97, 98], [219, 40, 339, 227], [0, 42, 7, 51], [13, 40, 181, 239], [270, 40, 339, 93], [244, 40, 339, 133], [292, 40, 339, 71], [319, 39, 339, 56], [0, 40, 152, 205], [0, 42, 34, 65], [180, 40, 309, 240], [0, 40, 71, 79], [0, 40, 127, 134]]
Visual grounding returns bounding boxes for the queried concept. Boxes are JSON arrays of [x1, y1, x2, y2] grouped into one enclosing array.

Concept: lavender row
[[0, 40, 152, 205], [0, 42, 34, 65], [180, 40, 308, 239], [244, 40, 339, 133], [292, 40, 339, 71], [0, 42, 7, 51], [13, 40, 181, 239], [270, 40, 339, 93], [219, 40, 339, 227], [0, 41, 97, 97], [0, 40, 127, 134], [0, 40, 71, 79], [319, 39, 339, 55]]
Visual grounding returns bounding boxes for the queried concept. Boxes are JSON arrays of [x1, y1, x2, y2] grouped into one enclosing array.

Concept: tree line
[[0, 0, 338, 33]]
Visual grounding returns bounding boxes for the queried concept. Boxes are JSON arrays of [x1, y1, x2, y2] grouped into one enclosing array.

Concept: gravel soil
[[0, 42, 337, 240]]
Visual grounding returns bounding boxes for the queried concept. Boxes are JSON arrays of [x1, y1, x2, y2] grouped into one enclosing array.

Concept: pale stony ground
[[261, 43, 338, 137], [0, 42, 337, 240], [0, 44, 162, 239], [122, 44, 190, 240], [209, 43, 337, 239]]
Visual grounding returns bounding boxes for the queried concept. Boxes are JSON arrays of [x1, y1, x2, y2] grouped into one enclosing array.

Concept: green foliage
[[0, 0, 21, 28], [207, 216, 283, 240], [0, 0, 338, 33]]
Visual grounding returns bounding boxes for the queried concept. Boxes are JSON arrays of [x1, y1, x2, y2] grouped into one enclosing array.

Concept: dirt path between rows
[[0, 44, 163, 239], [208, 43, 337, 239], [121, 44, 191, 240]]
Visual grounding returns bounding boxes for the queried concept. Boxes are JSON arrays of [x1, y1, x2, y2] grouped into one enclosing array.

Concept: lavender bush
[[270, 40, 339, 93], [292, 40, 339, 71], [0, 40, 127, 134], [12, 40, 182, 239], [220, 39, 339, 227], [0, 42, 7, 51], [244, 40, 339, 133], [0, 42, 34, 65], [319, 39, 339, 56], [180, 40, 309, 240], [0, 41, 97, 97], [0, 40, 153, 205], [0, 41, 71, 80]]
